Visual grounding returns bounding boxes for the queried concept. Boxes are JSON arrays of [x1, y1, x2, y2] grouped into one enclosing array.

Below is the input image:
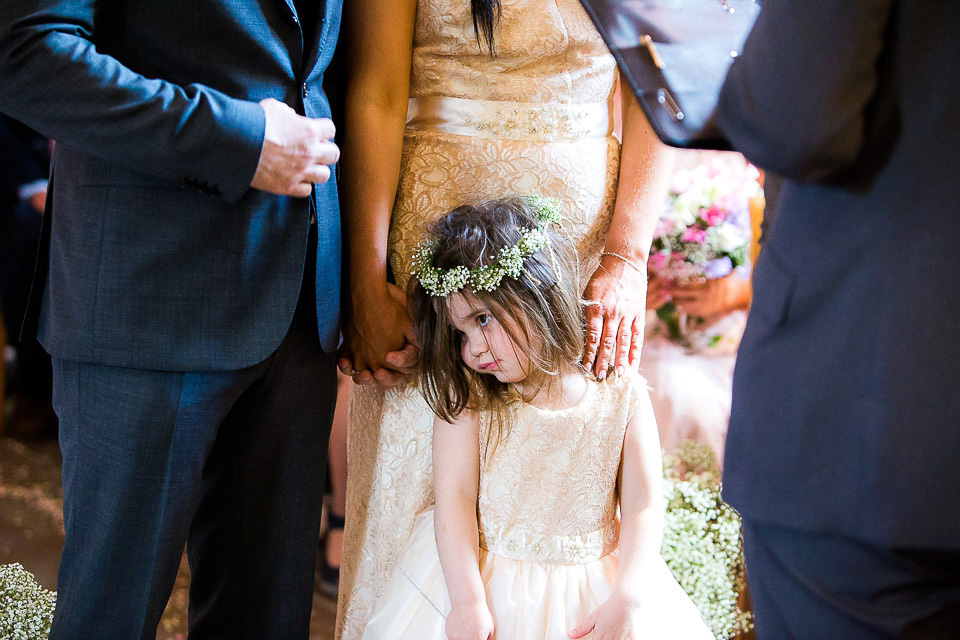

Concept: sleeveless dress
[[361, 373, 713, 639], [338, 2, 622, 637]]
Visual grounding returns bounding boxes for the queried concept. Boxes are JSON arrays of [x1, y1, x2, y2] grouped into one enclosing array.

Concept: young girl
[[362, 197, 712, 640]]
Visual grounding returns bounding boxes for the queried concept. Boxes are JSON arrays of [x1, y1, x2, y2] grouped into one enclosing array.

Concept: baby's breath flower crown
[[411, 195, 563, 297]]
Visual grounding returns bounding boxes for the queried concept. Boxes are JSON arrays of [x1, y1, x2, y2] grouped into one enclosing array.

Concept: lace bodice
[[410, 0, 617, 104], [477, 373, 645, 564]]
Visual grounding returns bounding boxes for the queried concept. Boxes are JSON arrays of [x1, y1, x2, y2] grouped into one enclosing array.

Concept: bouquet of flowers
[[648, 158, 760, 346]]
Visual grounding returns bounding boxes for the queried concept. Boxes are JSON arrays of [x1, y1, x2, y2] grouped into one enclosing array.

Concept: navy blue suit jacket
[[0, 0, 342, 370], [717, 0, 960, 549]]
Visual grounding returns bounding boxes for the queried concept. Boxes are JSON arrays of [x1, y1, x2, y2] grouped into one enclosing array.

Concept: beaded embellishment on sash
[[479, 519, 618, 565], [406, 96, 613, 142]]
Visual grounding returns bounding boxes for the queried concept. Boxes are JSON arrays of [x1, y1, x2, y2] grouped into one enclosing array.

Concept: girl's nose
[[466, 335, 487, 357]]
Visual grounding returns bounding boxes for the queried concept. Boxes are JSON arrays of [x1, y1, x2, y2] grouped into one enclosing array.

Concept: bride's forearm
[[606, 71, 676, 264], [340, 0, 416, 295], [340, 99, 403, 290]]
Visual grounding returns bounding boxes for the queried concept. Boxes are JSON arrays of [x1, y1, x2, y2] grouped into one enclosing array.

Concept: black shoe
[[317, 511, 344, 599]]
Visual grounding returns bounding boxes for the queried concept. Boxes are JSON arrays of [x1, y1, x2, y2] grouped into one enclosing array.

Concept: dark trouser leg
[[48, 359, 266, 640], [742, 519, 960, 640], [187, 227, 335, 639], [187, 322, 335, 639], [49, 231, 335, 639]]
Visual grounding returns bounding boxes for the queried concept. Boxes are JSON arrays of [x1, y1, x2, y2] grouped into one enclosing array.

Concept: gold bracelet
[[601, 251, 646, 276]]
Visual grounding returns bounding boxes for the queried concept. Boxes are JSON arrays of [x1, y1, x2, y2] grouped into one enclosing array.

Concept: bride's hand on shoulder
[[582, 254, 648, 379], [445, 601, 495, 640], [339, 281, 418, 387], [568, 591, 642, 640]]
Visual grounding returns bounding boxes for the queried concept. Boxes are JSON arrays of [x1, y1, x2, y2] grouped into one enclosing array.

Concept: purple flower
[[725, 204, 751, 232], [704, 257, 734, 279]]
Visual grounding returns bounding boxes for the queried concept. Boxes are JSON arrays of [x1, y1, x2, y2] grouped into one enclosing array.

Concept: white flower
[[713, 223, 749, 254], [412, 196, 559, 298]]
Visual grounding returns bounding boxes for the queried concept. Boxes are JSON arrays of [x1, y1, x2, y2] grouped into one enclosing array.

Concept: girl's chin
[[492, 371, 526, 385]]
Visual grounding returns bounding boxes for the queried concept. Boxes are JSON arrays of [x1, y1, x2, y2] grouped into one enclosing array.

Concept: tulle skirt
[[361, 509, 713, 639]]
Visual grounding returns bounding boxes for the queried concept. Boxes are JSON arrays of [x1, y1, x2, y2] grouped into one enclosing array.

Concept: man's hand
[[251, 98, 339, 197]]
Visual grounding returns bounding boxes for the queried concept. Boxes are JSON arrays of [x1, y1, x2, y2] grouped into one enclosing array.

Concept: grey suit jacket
[[0, 0, 343, 370], [717, 0, 960, 548]]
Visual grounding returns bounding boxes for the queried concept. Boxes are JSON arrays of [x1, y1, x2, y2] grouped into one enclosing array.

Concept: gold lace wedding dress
[[361, 373, 712, 639], [339, 1, 624, 636]]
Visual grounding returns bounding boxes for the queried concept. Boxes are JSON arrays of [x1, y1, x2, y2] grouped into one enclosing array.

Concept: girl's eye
[[477, 313, 489, 327]]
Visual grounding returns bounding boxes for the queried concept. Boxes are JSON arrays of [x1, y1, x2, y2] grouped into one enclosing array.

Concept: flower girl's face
[[447, 293, 531, 385]]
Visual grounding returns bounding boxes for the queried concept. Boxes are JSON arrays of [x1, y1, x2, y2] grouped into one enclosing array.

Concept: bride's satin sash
[[406, 96, 613, 141]]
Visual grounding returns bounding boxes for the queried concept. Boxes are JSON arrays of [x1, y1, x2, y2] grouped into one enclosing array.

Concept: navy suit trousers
[[742, 519, 960, 639], [49, 230, 336, 640]]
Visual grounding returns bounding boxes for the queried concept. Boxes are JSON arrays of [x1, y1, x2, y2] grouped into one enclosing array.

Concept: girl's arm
[[569, 397, 665, 639], [583, 72, 676, 379], [433, 410, 495, 640], [338, 0, 419, 386]]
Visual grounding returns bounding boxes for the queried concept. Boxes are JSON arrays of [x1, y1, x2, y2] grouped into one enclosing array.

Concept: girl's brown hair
[[410, 197, 587, 435]]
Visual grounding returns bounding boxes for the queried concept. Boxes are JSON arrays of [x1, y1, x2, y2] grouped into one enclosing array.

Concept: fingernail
[[617, 366, 624, 377], [598, 369, 607, 380]]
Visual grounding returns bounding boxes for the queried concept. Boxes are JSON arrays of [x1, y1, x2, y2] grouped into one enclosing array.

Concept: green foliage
[[661, 441, 752, 639], [0, 563, 56, 639]]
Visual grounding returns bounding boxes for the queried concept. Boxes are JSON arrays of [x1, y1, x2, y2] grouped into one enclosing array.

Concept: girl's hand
[[582, 254, 647, 379], [339, 281, 418, 387], [445, 601, 495, 640], [568, 591, 643, 640]]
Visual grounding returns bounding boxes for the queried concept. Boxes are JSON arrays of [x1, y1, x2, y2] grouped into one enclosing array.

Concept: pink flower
[[655, 219, 675, 237], [701, 205, 726, 227], [648, 252, 668, 271], [682, 227, 708, 244]]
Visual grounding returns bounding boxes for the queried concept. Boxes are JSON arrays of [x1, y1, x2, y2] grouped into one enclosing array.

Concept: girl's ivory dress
[[362, 373, 713, 639]]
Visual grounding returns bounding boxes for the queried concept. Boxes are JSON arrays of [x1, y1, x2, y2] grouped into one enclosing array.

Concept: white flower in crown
[[411, 196, 562, 297]]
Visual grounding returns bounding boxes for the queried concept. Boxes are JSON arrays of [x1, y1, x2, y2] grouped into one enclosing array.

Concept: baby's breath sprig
[[1, 563, 57, 640], [412, 196, 562, 297]]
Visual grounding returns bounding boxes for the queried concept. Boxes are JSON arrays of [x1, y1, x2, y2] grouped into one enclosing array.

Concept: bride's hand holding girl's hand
[[582, 254, 648, 379], [445, 601, 495, 640], [339, 281, 418, 387], [568, 591, 642, 640]]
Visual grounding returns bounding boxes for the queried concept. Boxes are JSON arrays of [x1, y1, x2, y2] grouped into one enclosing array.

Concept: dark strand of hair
[[471, 0, 502, 55]]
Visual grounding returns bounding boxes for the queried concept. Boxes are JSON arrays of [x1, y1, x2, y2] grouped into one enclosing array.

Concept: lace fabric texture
[[476, 378, 637, 565], [338, 1, 621, 636]]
